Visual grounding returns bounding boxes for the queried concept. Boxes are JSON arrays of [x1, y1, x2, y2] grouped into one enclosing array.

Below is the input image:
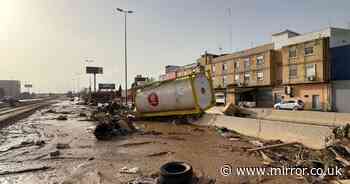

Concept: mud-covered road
[[0, 100, 305, 184]]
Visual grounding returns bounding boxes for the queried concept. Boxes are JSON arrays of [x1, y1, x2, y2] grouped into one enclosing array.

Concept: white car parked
[[215, 93, 225, 105], [274, 99, 304, 110]]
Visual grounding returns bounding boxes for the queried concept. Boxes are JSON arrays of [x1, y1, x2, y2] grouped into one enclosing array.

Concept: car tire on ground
[[292, 106, 298, 111], [159, 161, 193, 184], [276, 106, 280, 110]]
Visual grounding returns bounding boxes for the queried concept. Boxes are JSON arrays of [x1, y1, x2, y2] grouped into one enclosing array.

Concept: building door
[[274, 93, 283, 104], [312, 95, 321, 110]]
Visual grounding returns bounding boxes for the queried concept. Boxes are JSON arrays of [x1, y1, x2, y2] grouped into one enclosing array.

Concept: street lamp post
[[116, 8, 133, 106]]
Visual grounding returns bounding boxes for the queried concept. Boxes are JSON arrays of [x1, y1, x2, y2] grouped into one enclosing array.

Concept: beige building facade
[[162, 27, 350, 111], [198, 44, 278, 107], [273, 38, 331, 111]]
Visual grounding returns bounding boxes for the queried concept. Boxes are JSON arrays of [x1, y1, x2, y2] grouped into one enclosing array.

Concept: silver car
[[274, 99, 304, 110]]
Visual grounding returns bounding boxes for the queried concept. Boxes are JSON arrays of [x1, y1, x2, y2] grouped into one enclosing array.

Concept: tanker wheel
[[159, 161, 193, 184]]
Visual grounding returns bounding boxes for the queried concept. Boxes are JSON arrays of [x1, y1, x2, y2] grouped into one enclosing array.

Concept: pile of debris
[[216, 124, 350, 183], [90, 102, 137, 140], [222, 102, 257, 118]]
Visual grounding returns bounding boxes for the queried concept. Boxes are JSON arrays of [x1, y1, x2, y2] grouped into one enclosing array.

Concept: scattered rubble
[[0, 166, 51, 176], [146, 151, 174, 157], [215, 123, 350, 183], [141, 130, 163, 136], [50, 150, 60, 157], [56, 143, 70, 149], [222, 102, 256, 117], [79, 112, 87, 117], [90, 101, 137, 140], [129, 177, 157, 184], [119, 166, 140, 174], [248, 140, 264, 148], [248, 142, 299, 152], [216, 127, 241, 139], [45, 109, 56, 113], [56, 115, 68, 120], [118, 141, 154, 147]]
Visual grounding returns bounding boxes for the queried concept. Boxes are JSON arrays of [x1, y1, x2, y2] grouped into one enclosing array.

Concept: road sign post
[[86, 66, 103, 93]]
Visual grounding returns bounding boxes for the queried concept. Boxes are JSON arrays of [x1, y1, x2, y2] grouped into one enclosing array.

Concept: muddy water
[[0, 100, 304, 184]]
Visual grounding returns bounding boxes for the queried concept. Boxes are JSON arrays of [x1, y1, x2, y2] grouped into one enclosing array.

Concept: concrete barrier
[[196, 114, 333, 150]]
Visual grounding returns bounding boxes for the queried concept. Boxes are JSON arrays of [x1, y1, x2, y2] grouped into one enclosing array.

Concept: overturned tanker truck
[[134, 71, 215, 118]]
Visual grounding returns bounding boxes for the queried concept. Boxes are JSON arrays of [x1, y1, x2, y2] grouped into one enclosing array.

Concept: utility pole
[[93, 73, 96, 92], [227, 8, 232, 52], [116, 8, 134, 106]]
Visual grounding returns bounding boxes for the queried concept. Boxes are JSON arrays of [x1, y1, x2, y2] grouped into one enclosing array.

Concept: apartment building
[[273, 38, 331, 110], [197, 44, 278, 107], [272, 28, 350, 111], [161, 27, 350, 111], [198, 27, 350, 111]]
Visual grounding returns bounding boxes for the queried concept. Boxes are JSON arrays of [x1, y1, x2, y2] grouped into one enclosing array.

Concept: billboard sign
[[98, 83, 115, 90], [86, 66, 103, 74]]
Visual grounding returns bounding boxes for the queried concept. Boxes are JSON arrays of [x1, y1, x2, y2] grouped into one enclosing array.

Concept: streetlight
[[116, 8, 133, 105]]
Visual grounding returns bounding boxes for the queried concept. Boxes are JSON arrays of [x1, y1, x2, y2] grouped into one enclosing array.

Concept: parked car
[[274, 99, 304, 110], [215, 93, 225, 105]]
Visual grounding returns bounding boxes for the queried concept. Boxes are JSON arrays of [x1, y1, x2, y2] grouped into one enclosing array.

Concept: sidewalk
[[264, 110, 350, 127], [206, 106, 350, 127]]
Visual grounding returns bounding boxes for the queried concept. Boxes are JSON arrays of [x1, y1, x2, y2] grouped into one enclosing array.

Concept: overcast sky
[[1, 0, 350, 93]]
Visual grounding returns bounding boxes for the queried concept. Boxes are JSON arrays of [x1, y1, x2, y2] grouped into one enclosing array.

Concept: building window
[[256, 55, 264, 65], [223, 76, 227, 87], [257, 71, 264, 81], [244, 72, 250, 81], [234, 61, 240, 72], [306, 63, 316, 78], [289, 65, 298, 79], [304, 47, 314, 56], [289, 47, 297, 58], [234, 74, 239, 81], [222, 63, 228, 72], [212, 64, 216, 73], [244, 58, 250, 70]]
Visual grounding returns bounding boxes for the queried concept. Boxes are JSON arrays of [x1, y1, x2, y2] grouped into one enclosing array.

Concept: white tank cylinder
[[135, 73, 214, 115]]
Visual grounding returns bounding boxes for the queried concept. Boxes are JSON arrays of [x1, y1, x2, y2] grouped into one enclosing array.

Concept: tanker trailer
[[135, 72, 215, 117]]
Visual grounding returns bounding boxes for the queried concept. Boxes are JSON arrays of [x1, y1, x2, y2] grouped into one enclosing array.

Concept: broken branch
[[248, 142, 299, 152]]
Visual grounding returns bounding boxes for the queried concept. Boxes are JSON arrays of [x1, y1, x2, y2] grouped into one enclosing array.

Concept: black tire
[[276, 106, 280, 110], [292, 106, 298, 111], [159, 161, 193, 184]]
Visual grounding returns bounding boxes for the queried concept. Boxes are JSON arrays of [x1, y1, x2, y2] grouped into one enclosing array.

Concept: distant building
[[0, 80, 21, 98], [165, 65, 181, 73], [159, 63, 201, 81]]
